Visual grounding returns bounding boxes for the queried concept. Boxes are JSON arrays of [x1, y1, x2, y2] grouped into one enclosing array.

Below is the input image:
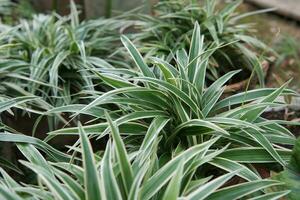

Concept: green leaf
[[151, 57, 177, 85], [213, 88, 294, 111], [106, 112, 133, 196], [121, 35, 154, 78], [0, 157, 22, 174], [0, 186, 23, 200], [203, 20, 219, 44], [172, 119, 229, 137], [0, 133, 69, 162], [20, 161, 74, 200], [162, 160, 184, 200], [0, 96, 39, 113], [97, 72, 135, 89], [135, 77, 201, 117], [243, 129, 286, 166], [220, 148, 292, 163], [207, 117, 263, 132], [188, 22, 203, 87], [78, 123, 102, 200], [140, 138, 220, 200], [241, 81, 290, 122], [203, 70, 240, 104], [248, 191, 290, 200], [209, 157, 260, 181], [101, 143, 122, 200], [220, 0, 242, 18], [128, 162, 149, 200], [48, 122, 148, 137], [186, 171, 237, 200], [52, 167, 85, 200], [139, 117, 169, 152], [49, 51, 69, 96], [45, 104, 107, 118], [206, 180, 281, 200], [73, 87, 167, 118], [0, 168, 20, 188], [70, 0, 79, 28], [17, 144, 53, 177]]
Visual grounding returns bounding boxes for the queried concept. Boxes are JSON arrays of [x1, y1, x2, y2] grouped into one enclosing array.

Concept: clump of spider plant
[[132, 0, 273, 85], [0, 21, 296, 200], [47, 23, 297, 178], [0, 120, 289, 200], [0, 1, 130, 109]]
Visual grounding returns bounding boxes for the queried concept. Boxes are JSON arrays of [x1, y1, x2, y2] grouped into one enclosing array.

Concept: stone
[[246, 0, 300, 21]]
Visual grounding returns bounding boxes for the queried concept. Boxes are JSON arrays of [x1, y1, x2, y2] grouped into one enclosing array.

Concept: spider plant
[[50, 22, 296, 156], [0, 120, 289, 200], [133, 0, 273, 85], [0, 17, 298, 200], [0, 1, 130, 109], [17, 23, 296, 199], [38, 23, 297, 192]]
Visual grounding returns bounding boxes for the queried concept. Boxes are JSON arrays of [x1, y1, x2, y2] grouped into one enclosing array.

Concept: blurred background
[[0, 0, 299, 89]]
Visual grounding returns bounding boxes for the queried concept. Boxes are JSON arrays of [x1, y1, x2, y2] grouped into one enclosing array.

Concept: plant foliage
[[0, 2, 130, 108], [0, 1, 299, 200], [134, 0, 273, 84]]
